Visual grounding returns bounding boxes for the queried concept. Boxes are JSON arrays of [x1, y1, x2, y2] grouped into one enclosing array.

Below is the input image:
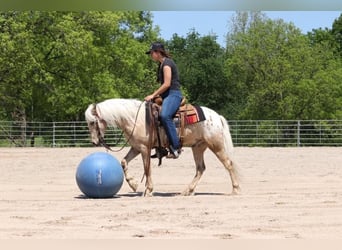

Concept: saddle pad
[[184, 105, 206, 125]]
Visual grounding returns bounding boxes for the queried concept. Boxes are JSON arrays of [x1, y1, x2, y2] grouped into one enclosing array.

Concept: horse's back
[[201, 106, 226, 126]]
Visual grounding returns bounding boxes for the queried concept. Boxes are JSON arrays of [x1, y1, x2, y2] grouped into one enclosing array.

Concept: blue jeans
[[160, 90, 182, 150]]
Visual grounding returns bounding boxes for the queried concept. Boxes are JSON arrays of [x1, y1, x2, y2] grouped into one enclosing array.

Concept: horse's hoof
[[126, 179, 138, 192], [232, 187, 241, 195], [143, 188, 153, 197], [143, 191, 153, 197], [129, 182, 138, 192], [181, 189, 193, 196]]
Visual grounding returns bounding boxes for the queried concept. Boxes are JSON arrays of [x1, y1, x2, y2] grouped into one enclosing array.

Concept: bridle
[[94, 117, 116, 151], [91, 101, 145, 152], [92, 100, 154, 183]]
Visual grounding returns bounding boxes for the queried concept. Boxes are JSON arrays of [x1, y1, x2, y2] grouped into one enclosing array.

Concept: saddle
[[146, 96, 206, 166]]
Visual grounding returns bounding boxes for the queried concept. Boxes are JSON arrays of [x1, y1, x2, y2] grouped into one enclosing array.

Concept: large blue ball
[[76, 152, 124, 198]]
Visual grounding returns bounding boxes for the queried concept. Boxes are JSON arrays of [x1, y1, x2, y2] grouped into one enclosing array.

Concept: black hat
[[145, 42, 165, 54]]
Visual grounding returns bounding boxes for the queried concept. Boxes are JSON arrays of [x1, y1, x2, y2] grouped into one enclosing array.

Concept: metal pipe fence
[[0, 120, 341, 147], [229, 120, 342, 146]]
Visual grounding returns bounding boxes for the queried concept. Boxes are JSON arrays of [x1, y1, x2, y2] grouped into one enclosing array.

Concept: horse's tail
[[220, 115, 234, 155], [220, 116, 241, 181]]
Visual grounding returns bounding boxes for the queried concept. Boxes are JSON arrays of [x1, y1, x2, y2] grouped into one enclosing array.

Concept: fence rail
[[229, 120, 342, 146], [1, 120, 341, 147]]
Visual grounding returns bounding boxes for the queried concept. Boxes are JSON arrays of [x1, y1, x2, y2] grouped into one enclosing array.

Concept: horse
[[85, 98, 240, 197]]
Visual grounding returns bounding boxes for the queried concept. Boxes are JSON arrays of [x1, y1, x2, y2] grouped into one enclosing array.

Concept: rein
[[95, 100, 145, 152]]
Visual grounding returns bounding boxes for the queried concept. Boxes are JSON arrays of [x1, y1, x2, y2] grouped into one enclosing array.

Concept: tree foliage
[[0, 11, 341, 124], [331, 13, 342, 55], [167, 30, 229, 115], [224, 11, 341, 120], [0, 11, 157, 122]]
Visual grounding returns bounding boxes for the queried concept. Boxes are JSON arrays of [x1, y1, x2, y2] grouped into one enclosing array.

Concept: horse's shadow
[[118, 191, 227, 198], [118, 192, 179, 198], [75, 191, 228, 199]]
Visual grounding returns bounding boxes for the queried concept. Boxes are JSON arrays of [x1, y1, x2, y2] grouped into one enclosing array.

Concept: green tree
[[331, 13, 342, 55], [167, 31, 229, 116], [225, 11, 341, 120], [284, 60, 342, 119], [0, 12, 37, 122], [0, 11, 158, 122]]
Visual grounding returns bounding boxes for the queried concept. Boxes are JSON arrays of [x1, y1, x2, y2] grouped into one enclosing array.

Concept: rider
[[144, 42, 183, 159]]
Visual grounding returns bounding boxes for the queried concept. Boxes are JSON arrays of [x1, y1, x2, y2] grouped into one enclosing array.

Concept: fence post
[[235, 121, 238, 145], [73, 122, 76, 146], [53, 122, 56, 147], [319, 120, 322, 145], [256, 120, 258, 144], [276, 121, 279, 144], [297, 120, 301, 147]]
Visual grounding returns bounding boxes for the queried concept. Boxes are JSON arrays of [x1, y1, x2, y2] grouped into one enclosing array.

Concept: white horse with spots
[[85, 98, 240, 197]]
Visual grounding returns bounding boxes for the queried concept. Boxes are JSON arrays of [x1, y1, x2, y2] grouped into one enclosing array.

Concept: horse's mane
[[85, 103, 97, 123], [86, 99, 144, 127]]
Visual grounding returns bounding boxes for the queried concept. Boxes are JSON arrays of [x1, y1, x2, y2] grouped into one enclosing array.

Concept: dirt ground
[[0, 146, 341, 239]]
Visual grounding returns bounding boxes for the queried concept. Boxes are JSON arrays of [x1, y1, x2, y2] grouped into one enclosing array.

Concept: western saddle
[[146, 96, 194, 166]]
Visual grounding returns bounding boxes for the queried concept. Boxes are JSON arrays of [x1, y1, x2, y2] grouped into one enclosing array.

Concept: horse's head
[[85, 103, 108, 146]]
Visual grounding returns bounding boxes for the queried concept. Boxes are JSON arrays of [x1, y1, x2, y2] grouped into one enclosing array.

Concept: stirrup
[[151, 147, 169, 159], [166, 147, 181, 159]]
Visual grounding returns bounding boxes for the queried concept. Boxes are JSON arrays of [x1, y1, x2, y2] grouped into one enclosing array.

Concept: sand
[[0, 146, 341, 239]]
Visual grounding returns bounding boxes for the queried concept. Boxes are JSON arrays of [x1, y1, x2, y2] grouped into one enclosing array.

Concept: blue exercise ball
[[76, 152, 124, 198]]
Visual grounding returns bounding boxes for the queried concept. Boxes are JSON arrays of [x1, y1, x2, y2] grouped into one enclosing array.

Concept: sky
[[152, 11, 341, 46]]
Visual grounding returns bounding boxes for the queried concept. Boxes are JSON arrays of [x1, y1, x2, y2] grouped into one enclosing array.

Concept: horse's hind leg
[[210, 146, 240, 195], [181, 142, 207, 196], [121, 147, 140, 192]]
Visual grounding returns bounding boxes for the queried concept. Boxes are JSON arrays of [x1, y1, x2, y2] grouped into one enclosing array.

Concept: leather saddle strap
[[152, 103, 164, 166], [144, 101, 154, 179], [179, 104, 186, 147]]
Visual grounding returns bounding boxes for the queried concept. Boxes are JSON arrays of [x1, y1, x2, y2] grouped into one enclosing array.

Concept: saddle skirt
[[174, 103, 206, 126]]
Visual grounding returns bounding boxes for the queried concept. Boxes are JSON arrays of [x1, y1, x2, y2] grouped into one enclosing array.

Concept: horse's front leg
[[141, 151, 153, 197], [121, 147, 140, 192]]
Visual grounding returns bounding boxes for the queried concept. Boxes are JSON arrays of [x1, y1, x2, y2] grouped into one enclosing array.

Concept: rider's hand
[[144, 94, 154, 102]]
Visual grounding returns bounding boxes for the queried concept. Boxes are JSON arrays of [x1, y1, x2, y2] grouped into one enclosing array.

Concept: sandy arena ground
[[0, 146, 341, 239]]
